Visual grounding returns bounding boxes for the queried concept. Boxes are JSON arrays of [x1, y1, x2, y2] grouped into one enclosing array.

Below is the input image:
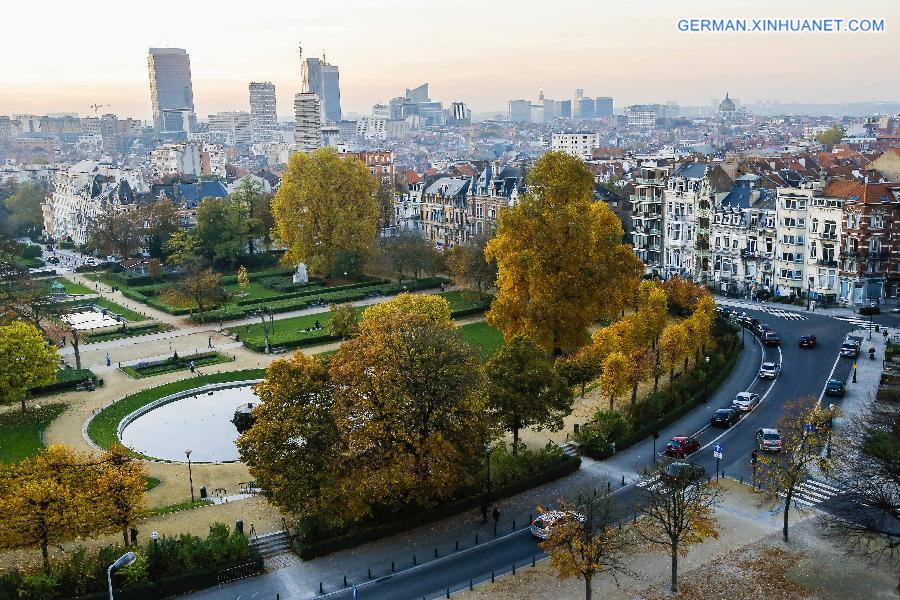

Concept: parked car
[[710, 407, 741, 428], [530, 510, 581, 540], [661, 462, 706, 487], [799, 335, 817, 348], [756, 323, 773, 335], [763, 331, 781, 347], [46, 256, 59, 264], [840, 336, 862, 358], [758, 362, 781, 379], [824, 378, 846, 397], [732, 392, 761, 412], [664, 436, 701, 458], [756, 428, 783, 452]]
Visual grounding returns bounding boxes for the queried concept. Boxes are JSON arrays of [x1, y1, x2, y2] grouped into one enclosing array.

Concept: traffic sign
[[714, 443, 723, 454], [713, 451, 723, 459]]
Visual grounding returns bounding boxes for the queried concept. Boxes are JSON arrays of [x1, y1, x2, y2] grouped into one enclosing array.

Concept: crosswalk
[[719, 300, 808, 321], [778, 478, 841, 508], [635, 475, 666, 492], [832, 316, 878, 330]]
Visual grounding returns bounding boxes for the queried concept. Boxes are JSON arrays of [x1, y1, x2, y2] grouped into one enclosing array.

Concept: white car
[[732, 392, 761, 412], [758, 362, 780, 379], [530, 511, 581, 540]]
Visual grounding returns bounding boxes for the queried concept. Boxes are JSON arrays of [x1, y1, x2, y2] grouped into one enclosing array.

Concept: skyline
[[1, 0, 896, 120]]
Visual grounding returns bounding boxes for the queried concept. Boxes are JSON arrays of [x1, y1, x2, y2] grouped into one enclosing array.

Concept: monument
[[293, 262, 309, 284]]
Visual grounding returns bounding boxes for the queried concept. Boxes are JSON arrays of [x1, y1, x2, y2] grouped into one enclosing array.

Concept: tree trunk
[[41, 540, 49, 573], [584, 572, 593, 600], [512, 428, 519, 455], [683, 356, 688, 372], [123, 527, 129, 547], [20, 395, 26, 413], [654, 373, 659, 392], [631, 383, 638, 405], [671, 542, 678, 592], [783, 488, 791, 542], [580, 382, 586, 398], [72, 329, 81, 370], [609, 395, 614, 411], [670, 368, 675, 382]]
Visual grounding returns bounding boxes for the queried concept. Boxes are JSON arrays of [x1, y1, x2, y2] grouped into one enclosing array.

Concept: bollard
[[434, 547, 438, 558], [368, 567, 372, 579], [470, 579, 474, 591], [532, 555, 536, 567], [491, 570, 495, 583], [391, 561, 395, 573], [512, 519, 516, 531], [446, 588, 450, 599], [512, 562, 516, 575], [475, 533, 479, 544], [740, 476, 743, 485], [455, 540, 459, 551], [343, 575, 347, 587], [607, 481, 611, 492], [319, 582, 323, 594], [413, 554, 417, 566], [622, 475, 626, 486]]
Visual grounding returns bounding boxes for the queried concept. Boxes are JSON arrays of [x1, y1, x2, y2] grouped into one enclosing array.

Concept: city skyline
[[1, 0, 897, 120]]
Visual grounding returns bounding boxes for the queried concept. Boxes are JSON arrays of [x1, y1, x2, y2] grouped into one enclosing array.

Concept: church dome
[[719, 93, 736, 113]]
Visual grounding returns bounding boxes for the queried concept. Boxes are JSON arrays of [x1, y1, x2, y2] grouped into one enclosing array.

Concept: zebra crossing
[[635, 475, 665, 492], [778, 478, 842, 508], [718, 300, 808, 321], [832, 315, 878, 330]]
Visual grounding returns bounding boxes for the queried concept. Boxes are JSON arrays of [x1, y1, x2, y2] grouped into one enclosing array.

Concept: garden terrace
[[121, 351, 234, 379]]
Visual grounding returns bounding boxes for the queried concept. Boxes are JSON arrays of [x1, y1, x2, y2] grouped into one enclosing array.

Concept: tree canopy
[[0, 321, 57, 412]]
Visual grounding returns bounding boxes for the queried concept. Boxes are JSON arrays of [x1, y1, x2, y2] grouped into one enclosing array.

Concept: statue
[[293, 262, 309, 284]]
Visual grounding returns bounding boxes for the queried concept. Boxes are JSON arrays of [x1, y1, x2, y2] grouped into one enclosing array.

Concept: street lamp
[[185, 449, 195, 503], [150, 531, 160, 592], [107, 551, 137, 599]]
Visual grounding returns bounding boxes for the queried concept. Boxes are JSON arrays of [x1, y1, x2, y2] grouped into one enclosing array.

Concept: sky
[[1, 0, 897, 120]]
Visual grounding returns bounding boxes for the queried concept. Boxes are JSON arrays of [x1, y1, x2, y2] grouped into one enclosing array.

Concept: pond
[[119, 383, 259, 462]]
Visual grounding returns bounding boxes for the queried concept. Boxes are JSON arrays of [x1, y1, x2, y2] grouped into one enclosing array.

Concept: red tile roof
[[405, 171, 422, 184], [823, 180, 900, 204]]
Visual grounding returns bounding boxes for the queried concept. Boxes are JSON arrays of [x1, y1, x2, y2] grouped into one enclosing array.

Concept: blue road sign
[[714, 443, 723, 454]]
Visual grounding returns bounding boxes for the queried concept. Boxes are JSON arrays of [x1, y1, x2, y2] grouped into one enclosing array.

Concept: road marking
[[778, 477, 842, 508], [817, 348, 844, 404]]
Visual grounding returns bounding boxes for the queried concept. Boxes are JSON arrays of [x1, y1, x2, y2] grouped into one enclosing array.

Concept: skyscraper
[[302, 56, 342, 123], [249, 82, 278, 144], [294, 92, 322, 152], [405, 83, 430, 103], [595, 97, 614, 117], [148, 48, 196, 132]]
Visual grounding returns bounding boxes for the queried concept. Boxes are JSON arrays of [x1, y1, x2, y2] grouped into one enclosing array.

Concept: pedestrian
[[105, 352, 111, 367], [440, 283, 445, 292], [130, 527, 138, 546], [189, 360, 195, 373], [208, 336, 212, 349], [884, 328, 889, 340], [492, 506, 500, 525]]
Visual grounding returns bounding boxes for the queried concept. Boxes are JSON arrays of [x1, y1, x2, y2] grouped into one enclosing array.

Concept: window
[[715, 237, 721, 248], [811, 218, 819, 232], [823, 221, 837, 238], [733, 239, 739, 249], [810, 241, 817, 259], [871, 214, 884, 229]]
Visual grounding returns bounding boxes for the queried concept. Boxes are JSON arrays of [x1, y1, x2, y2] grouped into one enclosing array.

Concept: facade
[[347, 150, 395, 187], [632, 164, 669, 275], [151, 143, 202, 178], [595, 97, 614, 117], [293, 92, 322, 152], [208, 111, 252, 146], [303, 57, 342, 123], [624, 104, 663, 129], [551, 133, 600, 160], [508, 100, 532, 123], [199, 144, 227, 178], [148, 48, 196, 132], [772, 188, 811, 297], [806, 187, 843, 302], [249, 82, 278, 144]]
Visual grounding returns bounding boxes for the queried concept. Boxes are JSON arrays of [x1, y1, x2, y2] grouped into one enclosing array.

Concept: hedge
[[235, 278, 390, 307], [28, 368, 96, 397], [294, 454, 580, 559], [122, 352, 234, 378], [83, 322, 167, 344]]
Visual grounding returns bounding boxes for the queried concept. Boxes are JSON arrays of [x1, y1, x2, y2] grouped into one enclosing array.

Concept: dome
[[719, 93, 736, 113]]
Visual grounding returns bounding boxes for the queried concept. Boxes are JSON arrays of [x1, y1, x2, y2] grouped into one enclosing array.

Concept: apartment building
[[806, 188, 843, 302], [151, 143, 202, 178], [632, 163, 669, 275], [551, 133, 600, 160], [346, 150, 395, 187], [773, 188, 811, 297]]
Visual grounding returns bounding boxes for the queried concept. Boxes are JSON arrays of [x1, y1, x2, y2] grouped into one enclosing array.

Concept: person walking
[[189, 360, 196, 373], [492, 506, 500, 526], [106, 352, 111, 367]]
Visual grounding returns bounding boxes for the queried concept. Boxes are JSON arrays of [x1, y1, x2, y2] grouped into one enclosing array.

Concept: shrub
[[859, 305, 881, 316]]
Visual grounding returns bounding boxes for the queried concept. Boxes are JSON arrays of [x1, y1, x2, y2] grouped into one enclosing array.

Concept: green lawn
[[121, 352, 234, 378], [46, 277, 94, 295], [0, 404, 67, 463], [456, 321, 505, 361], [87, 369, 266, 451], [63, 297, 149, 322], [238, 307, 360, 347]]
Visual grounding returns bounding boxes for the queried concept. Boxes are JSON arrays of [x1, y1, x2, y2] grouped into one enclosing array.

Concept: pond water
[[120, 384, 258, 462]]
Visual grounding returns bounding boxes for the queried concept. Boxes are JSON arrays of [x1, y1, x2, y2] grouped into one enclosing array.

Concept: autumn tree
[[327, 297, 487, 518], [236, 353, 339, 520], [160, 268, 227, 316], [362, 292, 452, 325], [756, 396, 837, 542], [659, 323, 688, 384], [0, 321, 57, 412], [485, 151, 643, 355], [555, 347, 602, 398], [484, 335, 573, 454], [816, 125, 846, 151], [541, 489, 634, 600], [662, 277, 706, 316], [625, 347, 653, 405], [163, 230, 204, 269], [635, 472, 720, 593], [4, 182, 45, 236], [141, 197, 180, 259], [379, 231, 443, 283], [328, 303, 358, 339], [96, 443, 148, 547], [195, 196, 247, 266], [237, 266, 250, 289], [273, 147, 379, 277], [445, 234, 497, 297], [148, 258, 162, 281], [87, 210, 142, 258], [599, 352, 629, 411]]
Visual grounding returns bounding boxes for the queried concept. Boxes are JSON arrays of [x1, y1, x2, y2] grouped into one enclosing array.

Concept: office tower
[[575, 88, 584, 99], [148, 48, 196, 132], [303, 56, 342, 123], [208, 111, 252, 145], [294, 92, 322, 152], [508, 100, 532, 123], [574, 97, 595, 120], [372, 104, 391, 119], [405, 83, 430, 103], [556, 100, 572, 120], [595, 97, 614, 117], [249, 82, 278, 143], [449, 102, 471, 125], [542, 99, 557, 123]]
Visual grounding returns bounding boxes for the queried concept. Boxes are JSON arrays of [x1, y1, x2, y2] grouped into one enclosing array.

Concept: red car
[[763, 331, 781, 347], [664, 436, 700, 458]]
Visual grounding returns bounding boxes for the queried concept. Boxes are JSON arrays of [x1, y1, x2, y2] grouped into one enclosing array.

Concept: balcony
[[819, 232, 838, 240], [635, 177, 665, 186], [741, 249, 760, 259]]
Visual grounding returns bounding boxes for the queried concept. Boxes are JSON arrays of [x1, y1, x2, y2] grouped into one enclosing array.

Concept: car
[[710, 407, 741, 428], [758, 362, 781, 379], [763, 331, 781, 347], [664, 436, 700, 458], [756, 428, 783, 452], [46, 256, 60, 264], [824, 378, 846, 397], [799, 335, 817, 348], [891, 306, 900, 314], [530, 510, 581, 539], [840, 336, 862, 358], [731, 392, 761, 412], [661, 462, 706, 486], [756, 323, 773, 334]]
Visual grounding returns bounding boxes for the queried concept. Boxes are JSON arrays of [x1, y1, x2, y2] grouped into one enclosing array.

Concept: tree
[[361, 292, 452, 325], [445, 234, 497, 297], [4, 182, 45, 236], [541, 489, 634, 600], [555, 348, 602, 398], [484, 335, 573, 454], [327, 304, 486, 518], [378, 231, 443, 284], [160, 268, 227, 316], [816, 125, 846, 151], [86, 210, 142, 258], [635, 471, 720, 593], [599, 352, 629, 411], [96, 444, 148, 547], [659, 323, 688, 384], [236, 266, 250, 289], [229, 177, 273, 254], [195, 197, 246, 266], [141, 198, 180, 259], [624, 347, 653, 405], [236, 353, 339, 520], [273, 147, 379, 277], [757, 396, 837, 542], [163, 230, 204, 269], [0, 321, 57, 412], [485, 152, 644, 355], [328, 303, 358, 339]]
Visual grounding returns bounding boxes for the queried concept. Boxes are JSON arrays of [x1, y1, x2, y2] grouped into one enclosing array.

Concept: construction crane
[[88, 103, 110, 116]]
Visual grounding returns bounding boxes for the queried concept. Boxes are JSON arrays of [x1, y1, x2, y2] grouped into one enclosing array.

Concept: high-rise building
[[208, 111, 252, 146], [556, 100, 572, 120], [405, 83, 430, 103], [148, 48, 196, 132], [508, 100, 532, 123], [303, 56, 342, 123], [294, 92, 322, 152], [595, 97, 614, 117], [448, 102, 471, 125], [574, 97, 595, 120], [249, 82, 278, 144]]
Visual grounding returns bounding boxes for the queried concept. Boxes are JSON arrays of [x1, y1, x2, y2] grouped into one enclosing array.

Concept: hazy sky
[[1, 0, 896, 120]]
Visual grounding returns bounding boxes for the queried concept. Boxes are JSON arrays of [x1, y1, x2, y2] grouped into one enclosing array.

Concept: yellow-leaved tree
[[96, 443, 149, 548], [599, 351, 630, 411], [272, 147, 379, 277], [0, 320, 58, 412], [485, 151, 643, 355], [659, 322, 689, 384]]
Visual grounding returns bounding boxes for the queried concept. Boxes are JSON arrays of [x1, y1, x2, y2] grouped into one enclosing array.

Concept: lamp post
[[806, 278, 812, 311], [185, 449, 195, 503], [150, 531, 160, 593], [107, 551, 137, 600], [869, 311, 874, 341]]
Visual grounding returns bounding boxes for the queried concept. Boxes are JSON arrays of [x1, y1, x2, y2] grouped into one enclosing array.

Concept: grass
[[456, 321, 505, 361], [147, 499, 214, 516], [223, 281, 287, 300], [0, 403, 67, 463], [87, 369, 266, 451], [84, 322, 172, 344], [46, 277, 94, 295], [237, 307, 363, 347], [122, 352, 234, 379], [145, 476, 162, 491]]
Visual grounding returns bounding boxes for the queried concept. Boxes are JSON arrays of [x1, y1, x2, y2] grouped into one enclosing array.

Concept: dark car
[[710, 407, 741, 428], [799, 335, 817, 348], [824, 378, 845, 397], [664, 436, 700, 458], [763, 331, 781, 347], [661, 462, 706, 486]]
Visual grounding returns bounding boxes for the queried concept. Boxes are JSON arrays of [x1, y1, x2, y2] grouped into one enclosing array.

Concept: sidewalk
[[716, 295, 861, 319]]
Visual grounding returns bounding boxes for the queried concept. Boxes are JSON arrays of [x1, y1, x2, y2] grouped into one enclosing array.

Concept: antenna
[[89, 103, 110, 116]]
